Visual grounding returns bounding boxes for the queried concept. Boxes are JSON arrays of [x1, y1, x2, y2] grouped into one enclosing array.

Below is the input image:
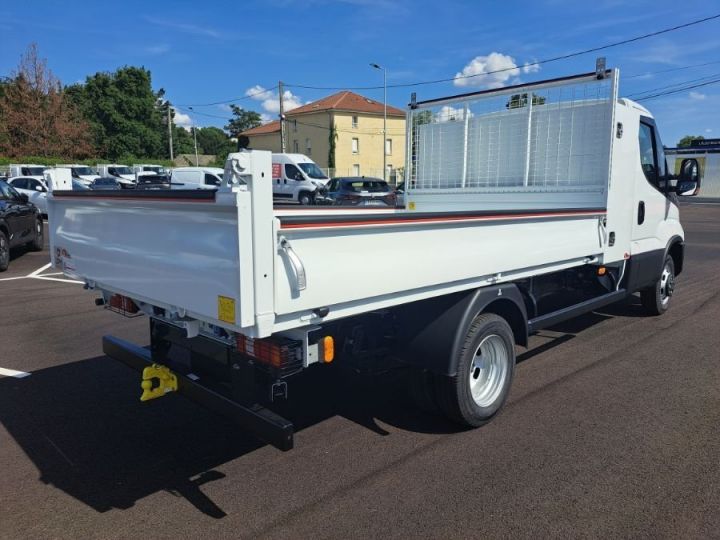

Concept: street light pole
[[189, 107, 199, 166], [370, 63, 387, 181]]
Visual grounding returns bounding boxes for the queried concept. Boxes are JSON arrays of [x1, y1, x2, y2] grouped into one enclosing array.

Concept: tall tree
[[195, 126, 234, 156], [67, 66, 165, 159], [224, 105, 261, 137], [0, 44, 94, 158], [677, 135, 704, 148]]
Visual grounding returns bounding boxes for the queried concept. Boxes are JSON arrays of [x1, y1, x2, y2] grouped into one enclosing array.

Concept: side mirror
[[676, 158, 701, 196], [35, 185, 43, 192]]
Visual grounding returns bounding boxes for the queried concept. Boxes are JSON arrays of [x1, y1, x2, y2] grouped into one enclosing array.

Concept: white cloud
[[145, 16, 223, 39], [245, 85, 303, 115], [689, 91, 706, 101], [435, 105, 471, 122], [705, 128, 713, 133], [522, 61, 540, 74], [145, 44, 170, 55], [260, 113, 273, 123], [454, 52, 535, 88], [173, 108, 192, 130]]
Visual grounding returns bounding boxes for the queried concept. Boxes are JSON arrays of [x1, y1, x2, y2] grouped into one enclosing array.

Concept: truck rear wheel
[[641, 255, 675, 316], [435, 313, 515, 427], [298, 192, 313, 206]]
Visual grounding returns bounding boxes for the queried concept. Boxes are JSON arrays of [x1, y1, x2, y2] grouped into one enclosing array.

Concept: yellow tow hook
[[140, 364, 178, 402]]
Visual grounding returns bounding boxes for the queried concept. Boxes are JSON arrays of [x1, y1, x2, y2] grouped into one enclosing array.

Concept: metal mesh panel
[[409, 76, 615, 193]]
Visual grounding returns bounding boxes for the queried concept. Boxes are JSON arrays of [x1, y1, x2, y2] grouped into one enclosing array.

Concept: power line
[[175, 85, 275, 107], [627, 71, 720, 97], [636, 77, 720, 101], [624, 59, 720, 79], [285, 12, 720, 91]]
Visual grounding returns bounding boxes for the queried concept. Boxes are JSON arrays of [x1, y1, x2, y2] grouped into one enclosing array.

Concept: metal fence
[[408, 73, 616, 194]]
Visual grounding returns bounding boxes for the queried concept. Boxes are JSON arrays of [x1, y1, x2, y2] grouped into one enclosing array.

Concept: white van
[[8, 164, 48, 179], [94, 164, 137, 189], [133, 164, 167, 176], [56, 164, 100, 185], [170, 167, 224, 190], [271, 153, 329, 205]]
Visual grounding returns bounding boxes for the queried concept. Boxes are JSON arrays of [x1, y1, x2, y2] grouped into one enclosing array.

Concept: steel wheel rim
[[469, 334, 509, 408], [659, 264, 674, 306], [36, 221, 43, 240]]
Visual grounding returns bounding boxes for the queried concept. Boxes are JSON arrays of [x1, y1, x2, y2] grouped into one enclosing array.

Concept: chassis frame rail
[[102, 335, 294, 451]]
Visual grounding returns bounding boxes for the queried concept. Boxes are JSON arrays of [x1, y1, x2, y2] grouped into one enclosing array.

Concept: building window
[[386, 138, 393, 155], [352, 137, 359, 154], [305, 138, 311, 155], [293, 140, 299, 153], [293, 119, 297, 132], [352, 115, 358, 128], [352, 164, 360, 176]]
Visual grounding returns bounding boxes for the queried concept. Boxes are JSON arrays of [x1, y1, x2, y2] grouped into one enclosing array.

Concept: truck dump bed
[[49, 70, 619, 339]]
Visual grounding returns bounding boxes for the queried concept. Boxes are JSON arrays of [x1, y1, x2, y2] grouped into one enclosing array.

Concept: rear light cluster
[[236, 334, 303, 375], [107, 294, 142, 317]]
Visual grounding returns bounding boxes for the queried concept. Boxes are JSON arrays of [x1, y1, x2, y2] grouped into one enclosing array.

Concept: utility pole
[[167, 103, 174, 162], [279, 80, 287, 152], [193, 126, 199, 166]]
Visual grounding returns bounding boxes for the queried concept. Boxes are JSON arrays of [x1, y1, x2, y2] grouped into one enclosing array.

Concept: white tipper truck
[[47, 66, 701, 450]]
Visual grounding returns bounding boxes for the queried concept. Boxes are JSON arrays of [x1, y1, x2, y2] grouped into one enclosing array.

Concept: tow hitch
[[140, 364, 178, 401]]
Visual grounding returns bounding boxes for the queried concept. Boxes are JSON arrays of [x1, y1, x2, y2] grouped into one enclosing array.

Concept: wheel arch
[[665, 235, 684, 276], [394, 284, 528, 377]]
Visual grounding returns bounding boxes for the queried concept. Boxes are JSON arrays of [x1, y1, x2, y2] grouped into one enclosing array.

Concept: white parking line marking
[[29, 262, 52, 276], [34, 276, 83, 284], [0, 367, 32, 378], [0, 263, 82, 285]]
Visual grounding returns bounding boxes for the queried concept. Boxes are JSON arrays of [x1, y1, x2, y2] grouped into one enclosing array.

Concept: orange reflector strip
[[322, 336, 334, 363], [597, 267, 607, 276]]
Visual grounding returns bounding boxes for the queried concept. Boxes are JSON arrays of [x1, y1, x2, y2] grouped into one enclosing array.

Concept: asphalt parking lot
[[1, 203, 719, 539]]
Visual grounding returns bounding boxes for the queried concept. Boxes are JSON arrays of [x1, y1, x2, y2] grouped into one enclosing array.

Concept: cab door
[[631, 117, 678, 254]]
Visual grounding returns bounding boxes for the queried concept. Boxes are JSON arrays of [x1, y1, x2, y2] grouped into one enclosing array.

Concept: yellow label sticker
[[408, 201, 416, 210], [218, 296, 236, 324]]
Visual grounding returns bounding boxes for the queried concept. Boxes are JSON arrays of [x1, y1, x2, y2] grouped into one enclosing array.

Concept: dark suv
[[0, 180, 43, 271], [324, 177, 397, 207]]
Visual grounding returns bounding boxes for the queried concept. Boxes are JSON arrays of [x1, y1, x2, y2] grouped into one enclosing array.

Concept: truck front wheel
[[640, 255, 675, 315], [435, 313, 515, 427]]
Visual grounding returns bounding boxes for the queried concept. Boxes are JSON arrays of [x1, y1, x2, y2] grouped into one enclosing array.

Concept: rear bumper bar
[[102, 335, 294, 451]]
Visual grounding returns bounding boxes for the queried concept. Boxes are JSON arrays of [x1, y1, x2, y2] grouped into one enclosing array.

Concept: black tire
[[298, 192, 313, 206], [28, 218, 44, 252], [640, 255, 675, 315], [435, 313, 515, 427], [0, 230, 9, 272]]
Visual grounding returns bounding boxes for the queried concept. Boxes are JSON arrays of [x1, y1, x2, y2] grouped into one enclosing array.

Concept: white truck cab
[[96, 164, 137, 188], [56, 164, 100, 185], [271, 153, 329, 205], [8, 164, 47, 179], [170, 167, 224, 190], [133, 164, 167, 176]]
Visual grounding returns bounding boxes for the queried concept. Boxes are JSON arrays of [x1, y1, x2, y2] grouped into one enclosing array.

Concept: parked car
[[325, 177, 397, 207], [72, 179, 91, 190], [0, 180, 43, 271], [136, 174, 170, 190], [8, 176, 49, 215], [90, 177, 122, 190], [170, 167, 223, 190], [272, 153, 329, 205]]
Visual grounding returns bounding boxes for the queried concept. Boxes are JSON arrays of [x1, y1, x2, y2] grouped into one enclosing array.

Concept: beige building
[[241, 91, 406, 183]]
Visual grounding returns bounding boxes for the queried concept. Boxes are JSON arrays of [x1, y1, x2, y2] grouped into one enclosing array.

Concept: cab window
[[285, 164, 303, 181], [204, 173, 221, 186], [638, 122, 657, 184], [12, 178, 28, 190]]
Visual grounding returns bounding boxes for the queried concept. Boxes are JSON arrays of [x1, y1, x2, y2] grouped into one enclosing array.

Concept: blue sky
[[1, 0, 719, 146]]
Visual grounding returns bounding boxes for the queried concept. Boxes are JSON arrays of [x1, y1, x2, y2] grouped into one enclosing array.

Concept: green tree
[[196, 126, 234, 155], [67, 66, 165, 159], [224, 105, 261, 137], [678, 135, 704, 148], [506, 93, 547, 109]]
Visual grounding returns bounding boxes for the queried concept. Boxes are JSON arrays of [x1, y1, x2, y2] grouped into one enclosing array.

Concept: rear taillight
[[107, 294, 141, 317], [236, 334, 303, 375]]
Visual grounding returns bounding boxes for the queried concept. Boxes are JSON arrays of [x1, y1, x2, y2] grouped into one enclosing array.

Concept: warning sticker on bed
[[217, 296, 236, 324]]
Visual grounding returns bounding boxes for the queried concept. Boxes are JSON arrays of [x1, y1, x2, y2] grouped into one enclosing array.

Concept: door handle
[[637, 201, 645, 225], [279, 237, 306, 292]]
